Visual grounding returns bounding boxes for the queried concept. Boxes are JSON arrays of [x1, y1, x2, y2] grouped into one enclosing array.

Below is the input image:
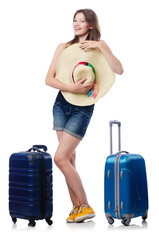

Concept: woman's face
[[73, 12, 91, 38]]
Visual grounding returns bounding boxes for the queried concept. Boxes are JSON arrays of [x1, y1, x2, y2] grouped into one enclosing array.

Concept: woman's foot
[[66, 206, 80, 223], [75, 204, 95, 222]]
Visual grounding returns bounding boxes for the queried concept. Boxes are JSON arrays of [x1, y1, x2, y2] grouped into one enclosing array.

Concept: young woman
[[45, 8, 123, 223]]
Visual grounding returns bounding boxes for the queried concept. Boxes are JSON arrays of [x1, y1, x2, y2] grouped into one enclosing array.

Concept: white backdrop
[[0, 0, 159, 239]]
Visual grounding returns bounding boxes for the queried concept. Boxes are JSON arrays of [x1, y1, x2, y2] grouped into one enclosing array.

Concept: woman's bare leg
[[56, 131, 80, 206], [54, 131, 89, 206]]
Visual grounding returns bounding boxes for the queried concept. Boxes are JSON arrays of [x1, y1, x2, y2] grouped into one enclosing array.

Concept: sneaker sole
[[75, 213, 95, 223], [66, 219, 75, 223]]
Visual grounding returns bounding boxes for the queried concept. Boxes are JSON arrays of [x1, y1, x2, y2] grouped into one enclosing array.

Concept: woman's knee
[[54, 153, 62, 168], [54, 152, 68, 170], [70, 151, 76, 166], [54, 151, 75, 170]]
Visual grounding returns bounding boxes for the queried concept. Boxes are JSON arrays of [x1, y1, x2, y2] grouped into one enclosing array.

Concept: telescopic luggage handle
[[109, 120, 121, 154]]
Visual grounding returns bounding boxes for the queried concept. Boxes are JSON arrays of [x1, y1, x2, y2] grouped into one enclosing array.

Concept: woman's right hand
[[71, 77, 95, 94]]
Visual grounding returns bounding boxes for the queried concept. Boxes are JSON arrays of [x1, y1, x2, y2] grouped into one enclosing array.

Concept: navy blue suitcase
[[104, 121, 148, 226], [9, 145, 53, 227]]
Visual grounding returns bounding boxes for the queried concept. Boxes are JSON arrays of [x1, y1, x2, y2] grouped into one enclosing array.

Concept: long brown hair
[[66, 9, 101, 47]]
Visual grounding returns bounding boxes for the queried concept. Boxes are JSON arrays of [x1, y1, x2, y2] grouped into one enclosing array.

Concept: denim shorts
[[53, 91, 94, 139]]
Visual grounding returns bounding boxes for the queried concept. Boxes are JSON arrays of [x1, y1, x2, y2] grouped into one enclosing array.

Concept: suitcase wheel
[[45, 218, 53, 226], [11, 217, 17, 224], [28, 220, 36, 227], [121, 218, 131, 226], [107, 216, 114, 225], [142, 213, 148, 221]]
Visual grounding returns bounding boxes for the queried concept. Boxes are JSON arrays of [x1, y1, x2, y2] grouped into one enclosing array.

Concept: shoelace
[[69, 205, 79, 215], [78, 204, 88, 213]]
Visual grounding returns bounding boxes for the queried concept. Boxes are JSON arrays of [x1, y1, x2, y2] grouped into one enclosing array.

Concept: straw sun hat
[[56, 43, 115, 106]]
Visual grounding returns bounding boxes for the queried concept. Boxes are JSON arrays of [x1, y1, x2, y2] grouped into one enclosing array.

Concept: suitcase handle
[[27, 147, 42, 152], [115, 150, 129, 156], [109, 120, 121, 154], [33, 145, 47, 152], [109, 120, 121, 127]]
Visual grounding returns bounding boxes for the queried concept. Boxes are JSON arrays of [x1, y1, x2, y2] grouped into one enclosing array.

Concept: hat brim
[[56, 43, 115, 106]]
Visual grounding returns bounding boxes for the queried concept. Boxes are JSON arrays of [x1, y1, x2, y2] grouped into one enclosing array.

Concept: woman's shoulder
[[99, 39, 107, 46], [98, 40, 111, 51], [56, 42, 67, 51], [53, 43, 67, 59]]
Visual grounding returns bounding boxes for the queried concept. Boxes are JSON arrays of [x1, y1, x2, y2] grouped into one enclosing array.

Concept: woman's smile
[[74, 28, 81, 31]]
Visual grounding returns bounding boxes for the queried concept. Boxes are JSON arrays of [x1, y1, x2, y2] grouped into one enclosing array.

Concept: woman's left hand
[[79, 40, 124, 75], [79, 41, 100, 51]]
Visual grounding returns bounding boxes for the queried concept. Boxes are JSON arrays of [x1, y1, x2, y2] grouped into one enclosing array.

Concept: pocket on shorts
[[75, 107, 92, 118], [74, 107, 94, 118], [53, 101, 61, 107]]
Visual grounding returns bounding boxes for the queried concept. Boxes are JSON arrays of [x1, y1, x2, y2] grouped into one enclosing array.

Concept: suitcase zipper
[[115, 153, 122, 219], [115, 151, 129, 219], [39, 153, 46, 219]]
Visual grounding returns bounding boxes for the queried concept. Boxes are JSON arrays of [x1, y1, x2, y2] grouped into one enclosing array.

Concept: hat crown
[[73, 64, 95, 84]]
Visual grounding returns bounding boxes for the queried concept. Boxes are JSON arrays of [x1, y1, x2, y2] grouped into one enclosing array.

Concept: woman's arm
[[80, 40, 124, 75], [45, 43, 71, 91], [45, 43, 94, 93]]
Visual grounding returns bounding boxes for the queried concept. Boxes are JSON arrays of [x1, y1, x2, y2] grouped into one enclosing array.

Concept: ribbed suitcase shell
[[9, 149, 53, 226], [104, 153, 148, 225]]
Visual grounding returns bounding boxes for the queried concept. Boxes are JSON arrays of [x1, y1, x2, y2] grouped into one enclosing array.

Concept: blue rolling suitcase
[[9, 145, 53, 227], [104, 121, 148, 226]]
